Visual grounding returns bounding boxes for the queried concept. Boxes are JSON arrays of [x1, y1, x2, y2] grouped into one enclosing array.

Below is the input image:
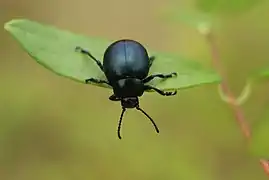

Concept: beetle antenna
[[136, 106, 159, 133], [117, 107, 126, 139]]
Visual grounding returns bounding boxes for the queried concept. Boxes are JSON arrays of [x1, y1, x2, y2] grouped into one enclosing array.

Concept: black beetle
[[75, 39, 177, 139]]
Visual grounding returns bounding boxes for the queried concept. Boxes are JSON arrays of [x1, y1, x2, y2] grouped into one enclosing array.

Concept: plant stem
[[205, 31, 269, 177]]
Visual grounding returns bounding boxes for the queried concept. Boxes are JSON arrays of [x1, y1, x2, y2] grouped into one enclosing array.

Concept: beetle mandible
[[75, 39, 177, 139]]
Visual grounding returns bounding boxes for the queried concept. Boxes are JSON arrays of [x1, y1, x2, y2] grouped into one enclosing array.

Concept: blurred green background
[[1, 0, 269, 179]]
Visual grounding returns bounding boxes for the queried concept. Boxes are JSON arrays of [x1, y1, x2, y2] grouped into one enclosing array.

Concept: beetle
[[75, 39, 177, 139]]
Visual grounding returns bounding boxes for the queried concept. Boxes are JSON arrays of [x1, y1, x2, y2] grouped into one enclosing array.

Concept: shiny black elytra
[[75, 39, 177, 139]]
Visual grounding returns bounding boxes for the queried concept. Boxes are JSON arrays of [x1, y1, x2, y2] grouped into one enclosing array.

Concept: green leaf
[[4, 19, 221, 91], [247, 68, 269, 84], [146, 52, 221, 91], [4, 19, 112, 89], [195, 0, 265, 14], [249, 109, 269, 158], [252, 67, 269, 79]]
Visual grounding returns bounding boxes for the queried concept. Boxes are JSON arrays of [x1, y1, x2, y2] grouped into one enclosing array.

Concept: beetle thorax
[[113, 78, 144, 98]]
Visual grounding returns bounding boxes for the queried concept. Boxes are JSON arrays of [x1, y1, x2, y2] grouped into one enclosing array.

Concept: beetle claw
[[75, 46, 82, 52], [171, 90, 177, 95], [166, 90, 177, 96], [172, 72, 177, 77]]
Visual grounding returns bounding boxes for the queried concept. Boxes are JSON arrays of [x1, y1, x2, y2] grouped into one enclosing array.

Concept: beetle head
[[117, 96, 159, 139], [113, 78, 144, 98], [120, 97, 139, 108]]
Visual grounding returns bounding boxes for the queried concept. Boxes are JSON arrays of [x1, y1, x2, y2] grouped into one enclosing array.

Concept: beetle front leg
[[85, 78, 110, 86], [144, 85, 177, 96], [75, 46, 104, 71], [142, 72, 177, 83]]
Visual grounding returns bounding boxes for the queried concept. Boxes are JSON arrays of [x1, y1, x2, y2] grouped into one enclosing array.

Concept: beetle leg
[[109, 94, 121, 101], [85, 78, 110, 86], [144, 85, 177, 96], [142, 72, 177, 83], [149, 56, 155, 67], [75, 46, 104, 71]]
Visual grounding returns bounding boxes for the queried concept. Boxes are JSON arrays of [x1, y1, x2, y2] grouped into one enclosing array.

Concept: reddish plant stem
[[205, 32, 269, 177]]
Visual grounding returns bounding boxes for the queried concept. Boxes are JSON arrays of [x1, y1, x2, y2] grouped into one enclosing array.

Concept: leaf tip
[[4, 18, 28, 31]]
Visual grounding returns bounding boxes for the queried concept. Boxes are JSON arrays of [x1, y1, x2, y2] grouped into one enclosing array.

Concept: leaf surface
[[4, 19, 221, 91]]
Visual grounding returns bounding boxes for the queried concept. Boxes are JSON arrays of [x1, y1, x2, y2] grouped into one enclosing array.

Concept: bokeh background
[[1, 0, 269, 179]]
